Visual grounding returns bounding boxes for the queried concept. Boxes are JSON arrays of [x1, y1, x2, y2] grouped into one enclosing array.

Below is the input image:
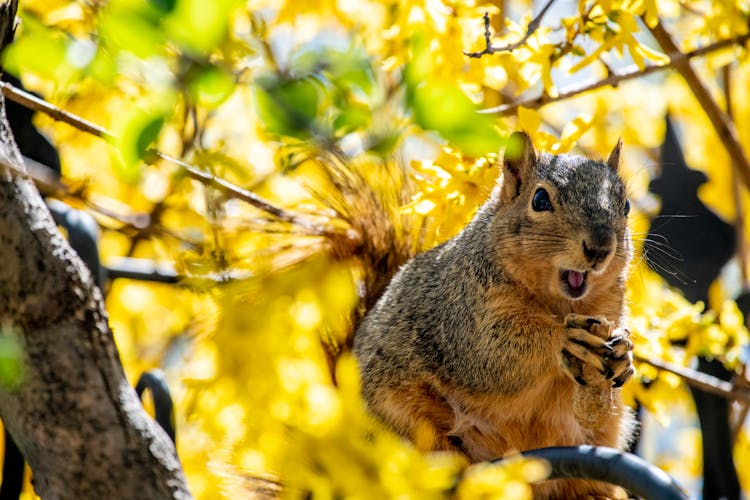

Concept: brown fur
[[353, 133, 635, 499]]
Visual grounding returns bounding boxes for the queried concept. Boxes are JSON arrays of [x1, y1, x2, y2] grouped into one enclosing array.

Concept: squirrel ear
[[502, 131, 536, 202], [607, 138, 623, 171]]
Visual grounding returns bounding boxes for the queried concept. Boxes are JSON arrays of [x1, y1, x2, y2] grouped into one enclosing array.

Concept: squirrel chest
[[353, 132, 634, 498]]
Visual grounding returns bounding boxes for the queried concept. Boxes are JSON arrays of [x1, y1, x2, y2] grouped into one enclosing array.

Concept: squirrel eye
[[531, 188, 553, 212], [624, 199, 631, 215]]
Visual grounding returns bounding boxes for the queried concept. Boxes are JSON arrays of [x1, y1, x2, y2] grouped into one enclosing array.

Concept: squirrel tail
[[316, 151, 414, 377]]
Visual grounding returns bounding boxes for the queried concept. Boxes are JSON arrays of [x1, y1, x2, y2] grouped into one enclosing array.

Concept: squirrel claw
[[612, 367, 634, 388], [563, 341, 608, 374], [607, 336, 633, 358], [562, 349, 588, 386], [607, 336, 622, 346], [562, 316, 633, 386]]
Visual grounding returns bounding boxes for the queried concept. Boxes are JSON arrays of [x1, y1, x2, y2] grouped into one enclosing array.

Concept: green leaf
[[333, 105, 371, 134], [404, 31, 432, 91], [115, 104, 171, 181], [402, 29, 504, 156], [289, 49, 321, 75], [0, 328, 24, 390], [254, 76, 320, 138], [163, 0, 241, 55], [189, 65, 235, 108], [335, 66, 374, 98], [504, 132, 526, 160], [99, 10, 164, 58], [2, 18, 73, 82], [136, 116, 167, 158], [150, 0, 177, 13], [368, 132, 401, 156], [88, 46, 117, 83], [327, 50, 375, 97], [410, 82, 505, 157]]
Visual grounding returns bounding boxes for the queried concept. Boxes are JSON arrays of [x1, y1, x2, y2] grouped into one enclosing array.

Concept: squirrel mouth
[[561, 270, 587, 299]]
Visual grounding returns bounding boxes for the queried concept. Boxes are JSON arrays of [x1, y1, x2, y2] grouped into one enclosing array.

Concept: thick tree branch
[[464, 0, 556, 58], [0, 111, 192, 499], [481, 31, 750, 115], [0, 101, 193, 500]]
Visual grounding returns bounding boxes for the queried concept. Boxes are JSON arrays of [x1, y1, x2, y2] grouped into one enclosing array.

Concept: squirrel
[[352, 132, 636, 499]]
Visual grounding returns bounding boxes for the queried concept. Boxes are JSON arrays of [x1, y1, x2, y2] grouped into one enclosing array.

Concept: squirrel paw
[[561, 314, 634, 387]]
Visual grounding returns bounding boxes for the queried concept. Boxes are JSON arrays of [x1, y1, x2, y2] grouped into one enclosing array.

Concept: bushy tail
[[314, 151, 414, 375]]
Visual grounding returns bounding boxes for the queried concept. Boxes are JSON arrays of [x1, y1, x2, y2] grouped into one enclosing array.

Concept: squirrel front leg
[[561, 314, 634, 430], [368, 381, 470, 457]]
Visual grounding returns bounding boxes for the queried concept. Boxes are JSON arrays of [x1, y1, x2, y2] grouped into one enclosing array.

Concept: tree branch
[[635, 355, 750, 402], [0, 80, 110, 138], [7, 153, 205, 252], [481, 31, 750, 115], [105, 257, 180, 283], [464, 0, 556, 58], [646, 20, 750, 203], [154, 151, 342, 238], [732, 368, 750, 442]]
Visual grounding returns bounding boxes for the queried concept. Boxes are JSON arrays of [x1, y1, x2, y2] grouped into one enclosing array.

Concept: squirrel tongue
[[566, 270, 585, 289]]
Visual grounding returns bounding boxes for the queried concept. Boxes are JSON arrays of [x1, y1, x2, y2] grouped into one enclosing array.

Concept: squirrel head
[[492, 131, 631, 303]]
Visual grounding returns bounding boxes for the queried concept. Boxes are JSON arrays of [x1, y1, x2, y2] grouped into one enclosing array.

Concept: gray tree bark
[[0, 1, 191, 497]]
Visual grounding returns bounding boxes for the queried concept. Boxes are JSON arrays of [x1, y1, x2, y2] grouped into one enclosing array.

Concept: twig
[[0, 81, 112, 139], [15, 155, 205, 250], [464, 0, 556, 58], [155, 151, 340, 238], [464, 12, 494, 59], [647, 20, 750, 195], [732, 367, 750, 442], [733, 399, 750, 441], [635, 355, 750, 402], [17, 153, 160, 230], [678, 0, 706, 16], [0, 80, 344, 238], [105, 257, 180, 284], [21, 154, 62, 194], [481, 31, 750, 115]]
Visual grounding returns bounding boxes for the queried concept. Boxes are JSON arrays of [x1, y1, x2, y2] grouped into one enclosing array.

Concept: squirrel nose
[[583, 228, 613, 266], [583, 241, 611, 265]]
